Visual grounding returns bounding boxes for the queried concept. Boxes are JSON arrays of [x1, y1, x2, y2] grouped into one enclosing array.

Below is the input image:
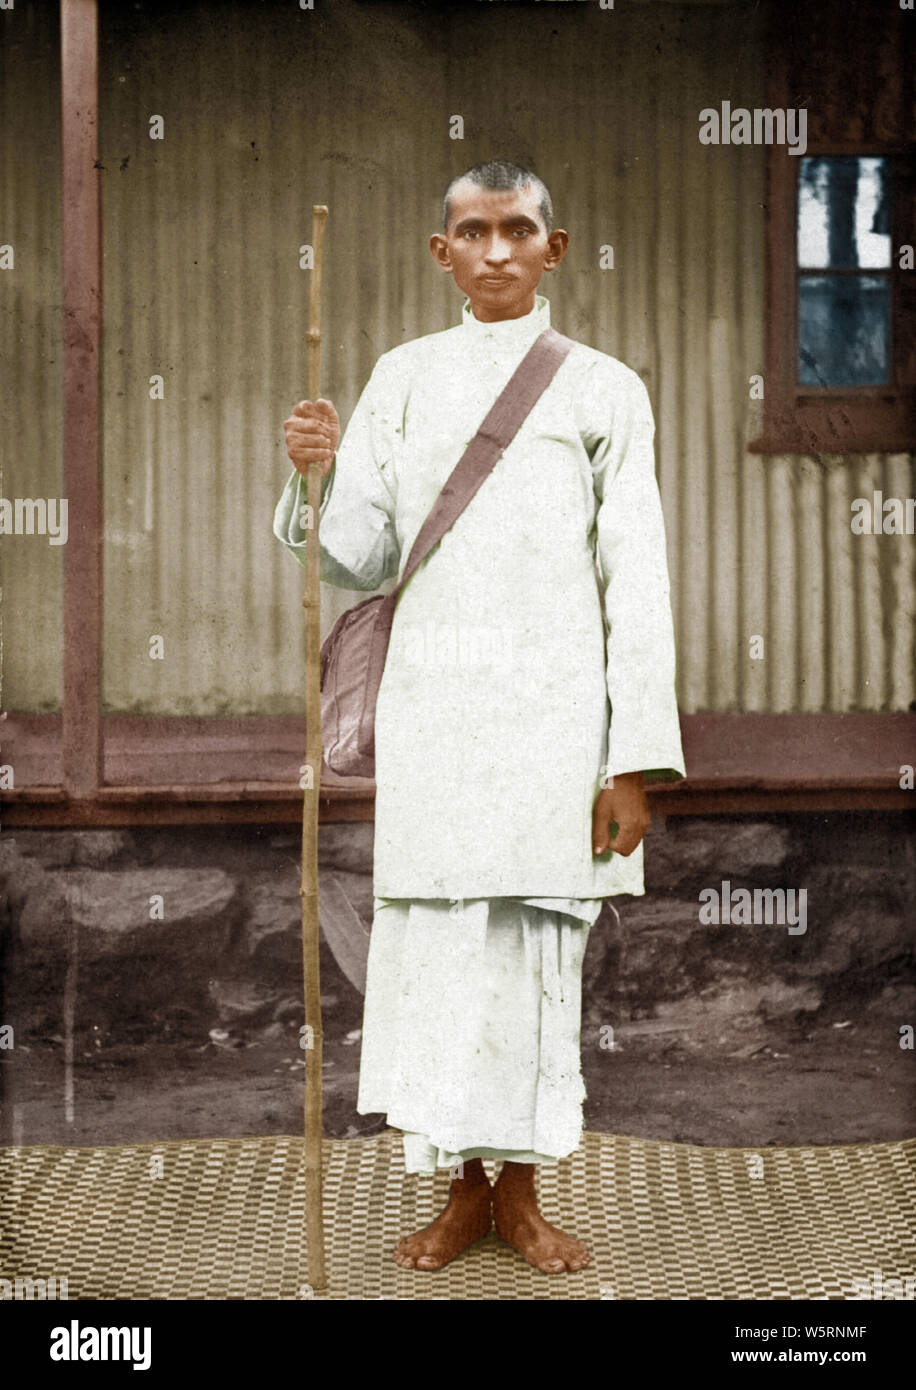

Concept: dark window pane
[[798, 157, 891, 269], [798, 275, 890, 386]]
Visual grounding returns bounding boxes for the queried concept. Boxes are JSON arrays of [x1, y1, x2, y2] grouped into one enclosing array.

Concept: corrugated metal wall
[[0, 1, 63, 711], [3, 0, 913, 717], [98, 0, 454, 716]]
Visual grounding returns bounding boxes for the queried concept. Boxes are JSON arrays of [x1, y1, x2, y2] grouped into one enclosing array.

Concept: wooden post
[[61, 0, 103, 799], [300, 204, 329, 1292]]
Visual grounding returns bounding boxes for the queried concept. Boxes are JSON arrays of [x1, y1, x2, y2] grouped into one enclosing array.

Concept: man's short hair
[[442, 161, 553, 233]]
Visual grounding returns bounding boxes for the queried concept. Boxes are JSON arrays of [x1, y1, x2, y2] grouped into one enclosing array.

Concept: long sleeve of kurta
[[272, 355, 401, 591], [581, 361, 686, 784]]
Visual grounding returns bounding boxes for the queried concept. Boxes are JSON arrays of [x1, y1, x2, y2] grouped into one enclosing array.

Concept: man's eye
[[512, 228, 530, 238], [463, 229, 480, 239]]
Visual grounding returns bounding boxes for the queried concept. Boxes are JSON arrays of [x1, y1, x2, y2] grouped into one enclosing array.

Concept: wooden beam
[[61, 0, 102, 799], [4, 711, 913, 786], [3, 711, 914, 824]]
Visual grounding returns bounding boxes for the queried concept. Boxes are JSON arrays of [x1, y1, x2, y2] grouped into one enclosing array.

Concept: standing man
[[274, 161, 685, 1274]]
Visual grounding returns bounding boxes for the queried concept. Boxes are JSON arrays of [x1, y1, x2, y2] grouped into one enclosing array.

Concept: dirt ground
[[5, 1003, 912, 1151]]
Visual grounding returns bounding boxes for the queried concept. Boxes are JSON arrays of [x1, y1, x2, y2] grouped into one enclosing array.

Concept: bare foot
[[492, 1162, 590, 1273], [394, 1161, 492, 1271]]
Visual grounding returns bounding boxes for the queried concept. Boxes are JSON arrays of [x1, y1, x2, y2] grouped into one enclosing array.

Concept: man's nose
[[483, 236, 512, 265]]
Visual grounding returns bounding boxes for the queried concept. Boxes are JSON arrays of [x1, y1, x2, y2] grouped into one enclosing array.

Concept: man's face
[[429, 181, 569, 322]]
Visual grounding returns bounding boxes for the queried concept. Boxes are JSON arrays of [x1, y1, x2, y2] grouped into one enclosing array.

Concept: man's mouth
[[479, 275, 513, 286]]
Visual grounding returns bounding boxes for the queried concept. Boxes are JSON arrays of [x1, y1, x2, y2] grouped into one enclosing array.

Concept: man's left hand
[[592, 772, 650, 858]]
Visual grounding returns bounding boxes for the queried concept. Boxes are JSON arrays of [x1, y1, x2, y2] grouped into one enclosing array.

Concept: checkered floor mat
[[2, 1129, 914, 1300]]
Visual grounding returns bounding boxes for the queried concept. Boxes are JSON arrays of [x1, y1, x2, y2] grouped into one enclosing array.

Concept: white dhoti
[[356, 896, 600, 1175]]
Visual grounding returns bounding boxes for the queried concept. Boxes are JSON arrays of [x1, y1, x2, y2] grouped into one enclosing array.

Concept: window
[[797, 156, 892, 389], [751, 2, 915, 455]]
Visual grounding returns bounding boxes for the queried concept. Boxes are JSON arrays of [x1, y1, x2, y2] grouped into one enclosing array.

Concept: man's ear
[[429, 233, 453, 273], [544, 228, 570, 272]]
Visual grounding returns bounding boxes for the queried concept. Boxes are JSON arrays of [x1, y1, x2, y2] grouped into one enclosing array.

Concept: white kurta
[[274, 295, 685, 902]]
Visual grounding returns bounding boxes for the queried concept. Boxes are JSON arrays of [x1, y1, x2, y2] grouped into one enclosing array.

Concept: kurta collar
[[460, 293, 551, 344]]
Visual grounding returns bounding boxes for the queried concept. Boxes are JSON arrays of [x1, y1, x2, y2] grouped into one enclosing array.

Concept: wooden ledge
[[1, 712, 914, 825]]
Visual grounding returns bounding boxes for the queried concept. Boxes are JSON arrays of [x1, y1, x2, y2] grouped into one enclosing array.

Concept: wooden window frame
[[750, 6, 915, 455]]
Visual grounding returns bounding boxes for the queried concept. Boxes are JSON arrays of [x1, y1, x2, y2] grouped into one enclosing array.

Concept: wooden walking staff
[[300, 202, 329, 1292]]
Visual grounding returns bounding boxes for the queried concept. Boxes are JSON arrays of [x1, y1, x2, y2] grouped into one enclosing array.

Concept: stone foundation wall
[[1, 813, 914, 1061]]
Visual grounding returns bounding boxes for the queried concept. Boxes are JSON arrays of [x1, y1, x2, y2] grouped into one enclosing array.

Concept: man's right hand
[[284, 398, 340, 478]]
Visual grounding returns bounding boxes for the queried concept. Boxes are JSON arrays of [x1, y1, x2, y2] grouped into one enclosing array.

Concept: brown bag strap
[[393, 325, 575, 598]]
